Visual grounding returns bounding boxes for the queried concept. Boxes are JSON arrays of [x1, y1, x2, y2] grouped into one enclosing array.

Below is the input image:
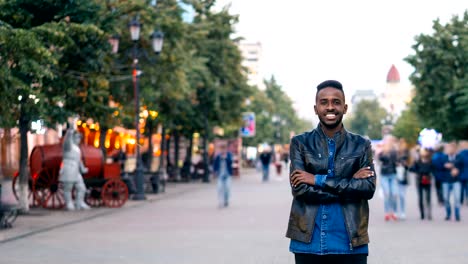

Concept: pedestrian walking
[[287, 80, 375, 264], [410, 148, 433, 220], [456, 142, 468, 206], [431, 145, 445, 205], [259, 148, 272, 182], [282, 151, 289, 168], [213, 144, 233, 208], [274, 150, 283, 180], [436, 142, 462, 221], [396, 138, 410, 220], [378, 136, 398, 221]]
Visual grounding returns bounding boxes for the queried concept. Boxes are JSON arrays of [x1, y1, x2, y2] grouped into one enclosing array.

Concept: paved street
[[1, 167, 468, 264]]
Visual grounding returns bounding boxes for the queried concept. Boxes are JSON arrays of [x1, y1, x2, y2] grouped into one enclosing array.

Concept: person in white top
[[59, 121, 90, 211]]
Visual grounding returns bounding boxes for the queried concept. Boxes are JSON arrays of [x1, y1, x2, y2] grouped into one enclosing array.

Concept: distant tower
[[387, 64, 400, 83], [380, 65, 412, 119]]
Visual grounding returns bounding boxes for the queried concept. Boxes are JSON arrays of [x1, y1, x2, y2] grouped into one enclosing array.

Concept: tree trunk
[[202, 108, 210, 183], [187, 133, 194, 164], [173, 129, 180, 181], [166, 130, 172, 180], [156, 125, 167, 192], [0, 128, 7, 182], [146, 121, 155, 171], [158, 125, 166, 173], [18, 107, 30, 212], [181, 132, 194, 181], [1, 128, 13, 182], [0, 150, 3, 188]]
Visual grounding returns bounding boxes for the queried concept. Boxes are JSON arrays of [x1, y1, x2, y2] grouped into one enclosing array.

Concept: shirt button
[[329, 152, 333, 155], [321, 232, 325, 236], [323, 215, 327, 219], [327, 169, 331, 173]]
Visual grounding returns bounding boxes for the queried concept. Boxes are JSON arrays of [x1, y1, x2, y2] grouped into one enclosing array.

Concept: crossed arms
[[289, 137, 376, 204]]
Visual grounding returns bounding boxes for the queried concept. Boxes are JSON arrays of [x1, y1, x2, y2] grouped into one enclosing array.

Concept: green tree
[[185, 1, 251, 180], [347, 99, 387, 139], [241, 77, 313, 147], [0, 26, 57, 211], [0, 0, 114, 211], [392, 104, 422, 146], [293, 117, 314, 136], [264, 76, 310, 144], [405, 11, 468, 140], [109, 0, 194, 173], [241, 87, 275, 147]]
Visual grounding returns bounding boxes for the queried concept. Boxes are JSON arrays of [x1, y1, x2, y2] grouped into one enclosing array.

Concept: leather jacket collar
[[315, 123, 347, 155]]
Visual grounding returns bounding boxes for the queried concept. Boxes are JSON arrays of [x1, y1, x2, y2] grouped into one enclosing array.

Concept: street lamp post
[[109, 17, 164, 200]]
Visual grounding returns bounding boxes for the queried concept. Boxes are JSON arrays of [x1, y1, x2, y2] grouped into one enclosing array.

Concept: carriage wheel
[[33, 167, 65, 209], [101, 179, 129, 208], [85, 187, 103, 207], [11, 172, 43, 208]]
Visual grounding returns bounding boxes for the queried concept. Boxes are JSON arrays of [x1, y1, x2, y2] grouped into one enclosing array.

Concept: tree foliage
[[405, 11, 468, 140], [0, 27, 57, 128], [188, 3, 251, 129], [0, 0, 312, 187], [0, 0, 116, 210], [392, 104, 422, 146], [346, 99, 387, 140], [242, 77, 313, 147], [0, 0, 116, 127]]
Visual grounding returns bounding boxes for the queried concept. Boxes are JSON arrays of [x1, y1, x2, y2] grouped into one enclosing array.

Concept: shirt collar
[[317, 123, 346, 141]]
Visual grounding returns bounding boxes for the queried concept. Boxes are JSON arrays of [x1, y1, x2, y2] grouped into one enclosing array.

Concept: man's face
[[314, 87, 347, 130], [220, 145, 227, 154], [445, 143, 457, 156]]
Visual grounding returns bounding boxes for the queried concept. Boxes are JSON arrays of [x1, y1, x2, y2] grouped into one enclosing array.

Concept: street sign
[[240, 112, 255, 137]]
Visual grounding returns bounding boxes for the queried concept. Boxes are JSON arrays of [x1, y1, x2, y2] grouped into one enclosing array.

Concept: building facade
[[349, 89, 378, 113], [238, 41, 265, 90]]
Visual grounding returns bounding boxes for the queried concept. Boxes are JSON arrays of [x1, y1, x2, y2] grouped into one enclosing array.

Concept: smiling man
[[286, 80, 376, 264]]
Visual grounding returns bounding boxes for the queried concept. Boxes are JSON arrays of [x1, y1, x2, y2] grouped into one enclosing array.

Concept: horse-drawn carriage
[[12, 143, 129, 209]]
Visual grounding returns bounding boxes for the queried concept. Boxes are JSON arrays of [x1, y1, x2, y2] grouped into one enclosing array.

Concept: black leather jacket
[[285, 125, 376, 248]]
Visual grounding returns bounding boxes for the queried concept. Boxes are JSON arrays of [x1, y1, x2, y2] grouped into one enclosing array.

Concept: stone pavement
[[0, 166, 467, 264], [0, 179, 206, 243]]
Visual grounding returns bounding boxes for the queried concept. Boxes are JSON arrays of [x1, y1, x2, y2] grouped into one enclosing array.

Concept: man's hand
[[290, 169, 315, 187], [451, 168, 459, 177], [444, 162, 454, 169], [353, 167, 374, 179]]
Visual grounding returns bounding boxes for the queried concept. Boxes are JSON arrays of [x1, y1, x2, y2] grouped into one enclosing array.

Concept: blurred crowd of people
[[374, 136, 468, 222], [257, 145, 289, 182]]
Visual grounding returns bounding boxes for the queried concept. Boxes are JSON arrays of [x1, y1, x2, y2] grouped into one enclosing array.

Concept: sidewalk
[[1, 167, 468, 263], [0, 178, 212, 243]]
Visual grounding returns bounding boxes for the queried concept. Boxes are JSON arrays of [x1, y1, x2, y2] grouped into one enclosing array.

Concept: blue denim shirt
[[290, 137, 368, 255], [457, 150, 468, 181]]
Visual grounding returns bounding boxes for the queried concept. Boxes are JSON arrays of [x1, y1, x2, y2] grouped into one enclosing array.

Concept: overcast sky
[[215, 0, 466, 120]]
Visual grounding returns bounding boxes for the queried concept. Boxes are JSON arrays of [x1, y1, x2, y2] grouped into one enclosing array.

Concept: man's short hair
[[317, 80, 343, 92], [316, 80, 345, 100]]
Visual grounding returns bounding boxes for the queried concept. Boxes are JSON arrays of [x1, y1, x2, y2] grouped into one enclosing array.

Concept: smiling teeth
[[326, 114, 336, 117]]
